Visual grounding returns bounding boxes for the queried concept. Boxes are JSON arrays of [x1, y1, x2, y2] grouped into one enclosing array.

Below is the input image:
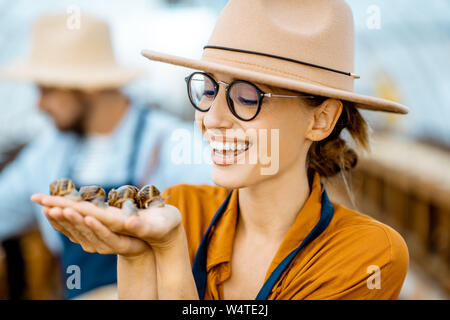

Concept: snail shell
[[107, 185, 139, 209], [80, 186, 106, 201], [49, 178, 81, 200], [137, 185, 165, 209], [80, 185, 106, 206], [50, 178, 76, 196]]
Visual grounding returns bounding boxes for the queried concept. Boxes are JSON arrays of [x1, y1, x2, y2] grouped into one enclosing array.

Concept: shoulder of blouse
[[328, 202, 409, 261], [301, 201, 409, 299]]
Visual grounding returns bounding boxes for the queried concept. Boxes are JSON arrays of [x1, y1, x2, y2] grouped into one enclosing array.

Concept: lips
[[208, 136, 252, 164]]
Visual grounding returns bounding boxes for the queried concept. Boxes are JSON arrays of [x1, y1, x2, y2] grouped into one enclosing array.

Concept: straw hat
[[142, 0, 409, 114], [0, 13, 144, 89]]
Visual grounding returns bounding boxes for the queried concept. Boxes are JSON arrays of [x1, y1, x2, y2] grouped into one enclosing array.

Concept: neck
[[238, 161, 311, 241], [82, 91, 129, 135]]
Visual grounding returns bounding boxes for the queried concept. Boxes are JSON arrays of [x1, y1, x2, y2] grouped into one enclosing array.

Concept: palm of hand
[[123, 204, 183, 249]]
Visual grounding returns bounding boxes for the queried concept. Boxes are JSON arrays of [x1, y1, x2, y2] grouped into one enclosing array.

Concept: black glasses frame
[[185, 72, 315, 121], [185, 72, 265, 121]]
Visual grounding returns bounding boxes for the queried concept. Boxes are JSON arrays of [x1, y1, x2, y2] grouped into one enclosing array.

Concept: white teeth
[[210, 140, 249, 152]]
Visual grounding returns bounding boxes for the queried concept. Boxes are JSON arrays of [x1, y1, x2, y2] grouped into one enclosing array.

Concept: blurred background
[[0, 0, 448, 299]]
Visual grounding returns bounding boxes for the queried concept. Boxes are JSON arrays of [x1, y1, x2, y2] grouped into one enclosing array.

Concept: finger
[[70, 201, 128, 233], [44, 207, 64, 231], [124, 205, 181, 240], [42, 197, 127, 233], [124, 215, 146, 236], [50, 208, 95, 252], [41, 195, 80, 208], [48, 207, 82, 241], [48, 206, 65, 219], [31, 193, 47, 205], [43, 207, 78, 243], [84, 216, 129, 252], [124, 214, 169, 241], [84, 216, 148, 255], [64, 208, 114, 254], [61, 208, 98, 252], [63, 208, 103, 245], [84, 216, 121, 243], [40, 194, 128, 234]]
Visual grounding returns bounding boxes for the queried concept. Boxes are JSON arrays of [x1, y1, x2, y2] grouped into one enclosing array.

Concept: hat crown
[[29, 13, 116, 69], [141, 0, 409, 113], [204, 0, 355, 91]]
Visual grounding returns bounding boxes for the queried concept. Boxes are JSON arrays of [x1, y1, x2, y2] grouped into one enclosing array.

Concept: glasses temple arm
[[263, 93, 315, 98]]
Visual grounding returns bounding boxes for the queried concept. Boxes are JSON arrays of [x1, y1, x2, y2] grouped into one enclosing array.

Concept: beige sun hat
[[0, 12, 145, 89], [142, 0, 409, 114]]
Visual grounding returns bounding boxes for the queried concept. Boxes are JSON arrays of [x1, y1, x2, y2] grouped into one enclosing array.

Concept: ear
[[305, 98, 343, 142]]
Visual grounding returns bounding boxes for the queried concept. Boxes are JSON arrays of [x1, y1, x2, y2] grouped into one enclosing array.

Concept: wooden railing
[[327, 132, 450, 294]]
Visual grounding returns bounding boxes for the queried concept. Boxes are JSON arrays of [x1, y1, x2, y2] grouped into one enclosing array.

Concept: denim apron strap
[[192, 187, 334, 300], [255, 189, 334, 299], [192, 190, 233, 300], [61, 107, 148, 298]]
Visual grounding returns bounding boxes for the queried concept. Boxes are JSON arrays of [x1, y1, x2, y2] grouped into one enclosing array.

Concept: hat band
[[204, 45, 360, 79]]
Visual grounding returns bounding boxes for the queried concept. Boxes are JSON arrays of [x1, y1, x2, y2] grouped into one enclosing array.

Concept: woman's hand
[[31, 193, 183, 251], [31, 194, 151, 258], [121, 204, 183, 250], [32, 193, 198, 299]]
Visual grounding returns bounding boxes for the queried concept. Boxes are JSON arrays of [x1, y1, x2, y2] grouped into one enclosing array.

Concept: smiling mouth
[[209, 139, 252, 158]]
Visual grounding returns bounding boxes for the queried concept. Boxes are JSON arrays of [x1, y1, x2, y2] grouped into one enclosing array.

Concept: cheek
[[208, 102, 311, 188], [260, 102, 310, 167], [194, 110, 205, 131]]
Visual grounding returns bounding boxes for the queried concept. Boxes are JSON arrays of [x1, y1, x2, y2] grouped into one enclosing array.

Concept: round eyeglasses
[[185, 72, 315, 121]]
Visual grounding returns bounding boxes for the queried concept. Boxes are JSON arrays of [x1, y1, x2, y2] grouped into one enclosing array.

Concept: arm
[[0, 143, 41, 241], [117, 250, 158, 300], [120, 203, 199, 299], [151, 225, 198, 299]]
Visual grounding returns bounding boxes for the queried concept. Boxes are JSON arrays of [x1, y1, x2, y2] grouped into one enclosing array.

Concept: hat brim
[[0, 61, 146, 89], [142, 49, 409, 114]]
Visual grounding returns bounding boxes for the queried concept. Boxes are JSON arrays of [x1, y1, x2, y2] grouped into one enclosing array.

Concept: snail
[[107, 185, 139, 214], [49, 178, 81, 200], [80, 185, 106, 207], [137, 185, 166, 209]]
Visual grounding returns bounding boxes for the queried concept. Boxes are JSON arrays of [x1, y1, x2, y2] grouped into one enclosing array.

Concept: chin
[[211, 163, 259, 190]]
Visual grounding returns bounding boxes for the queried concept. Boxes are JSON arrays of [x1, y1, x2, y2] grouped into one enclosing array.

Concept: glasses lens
[[228, 81, 260, 120], [188, 73, 216, 111]]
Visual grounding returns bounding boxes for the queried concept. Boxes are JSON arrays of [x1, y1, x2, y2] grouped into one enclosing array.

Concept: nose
[[202, 84, 234, 130]]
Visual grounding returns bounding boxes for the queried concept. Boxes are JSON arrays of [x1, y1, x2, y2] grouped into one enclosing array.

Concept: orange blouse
[[161, 172, 409, 300]]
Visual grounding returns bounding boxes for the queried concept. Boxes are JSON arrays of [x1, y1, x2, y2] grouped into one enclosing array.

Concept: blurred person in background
[[0, 12, 211, 299]]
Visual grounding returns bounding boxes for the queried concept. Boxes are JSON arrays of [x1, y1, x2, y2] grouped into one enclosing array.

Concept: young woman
[[32, 0, 409, 300]]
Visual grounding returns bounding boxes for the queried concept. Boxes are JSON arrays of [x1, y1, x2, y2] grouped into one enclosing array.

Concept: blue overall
[[60, 108, 148, 299], [192, 187, 334, 300]]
